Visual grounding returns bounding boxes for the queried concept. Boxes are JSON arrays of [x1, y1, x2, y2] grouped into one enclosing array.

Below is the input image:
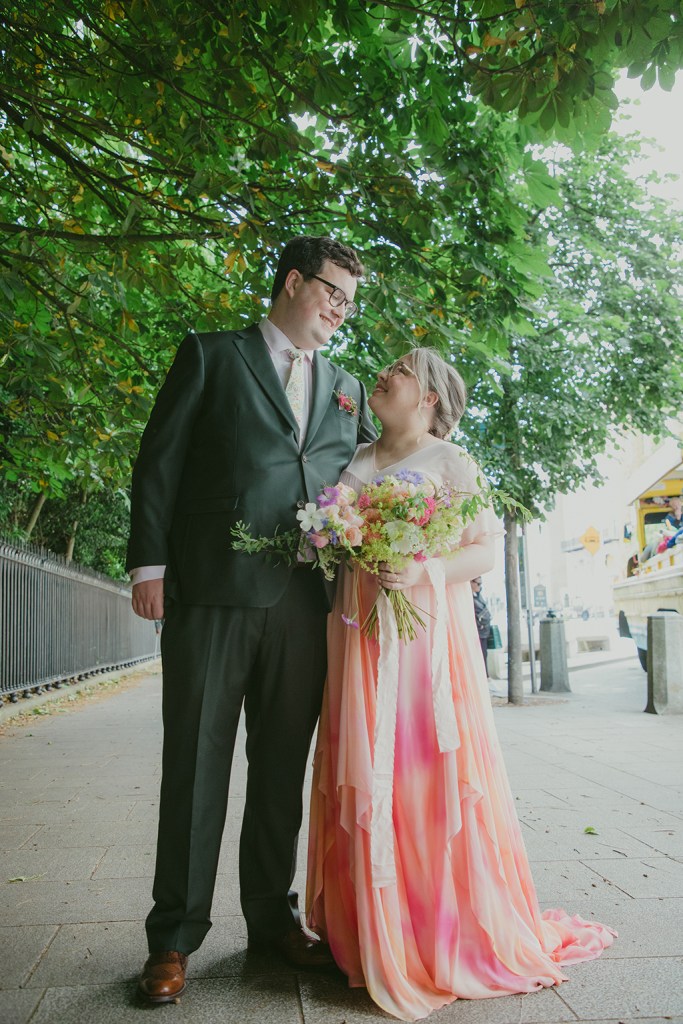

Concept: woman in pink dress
[[306, 348, 615, 1021]]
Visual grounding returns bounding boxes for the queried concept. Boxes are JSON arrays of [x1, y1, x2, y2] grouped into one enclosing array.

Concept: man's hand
[[132, 578, 165, 620]]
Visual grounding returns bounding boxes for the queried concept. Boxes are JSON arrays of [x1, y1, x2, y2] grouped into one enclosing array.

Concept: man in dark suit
[[128, 236, 375, 1003]]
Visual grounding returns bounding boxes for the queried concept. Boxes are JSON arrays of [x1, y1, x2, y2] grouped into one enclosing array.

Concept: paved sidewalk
[[1, 656, 682, 1024]]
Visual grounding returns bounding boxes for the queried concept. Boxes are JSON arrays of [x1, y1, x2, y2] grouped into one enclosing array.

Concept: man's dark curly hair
[[270, 236, 364, 302]]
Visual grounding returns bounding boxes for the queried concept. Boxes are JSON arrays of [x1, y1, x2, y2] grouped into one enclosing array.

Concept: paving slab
[[526, 858, 628, 902], [0, 846, 107, 882], [556, 955, 683, 1018], [91, 845, 157, 880], [0, 824, 42, 850], [0, 987, 44, 1024], [1, 656, 681, 1024], [0, 924, 57, 988], [24, 921, 147, 989], [0, 876, 151, 926], [619, 826, 683, 858], [21, 821, 157, 850], [561, 894, 683, 958], [301, 972, 574, 1023], [585, 855, 683, 898], [0, 796, 138, 825], [518, 804, 683, 832], [519, 820, 661, 861], [28, 976, 303, 1024]]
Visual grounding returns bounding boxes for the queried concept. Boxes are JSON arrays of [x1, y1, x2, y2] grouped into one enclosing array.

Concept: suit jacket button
[[296, 500, 304, 509], [302, 454, 308, 463]]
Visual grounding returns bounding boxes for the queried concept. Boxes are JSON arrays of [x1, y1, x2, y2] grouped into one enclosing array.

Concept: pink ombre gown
[[306, 441, 615, 1022]]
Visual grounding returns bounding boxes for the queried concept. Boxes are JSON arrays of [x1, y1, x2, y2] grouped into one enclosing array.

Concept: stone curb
[[0, 659, 161, 727]]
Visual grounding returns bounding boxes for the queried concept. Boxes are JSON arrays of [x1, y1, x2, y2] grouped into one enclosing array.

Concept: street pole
[[521, 522, 538, 694]]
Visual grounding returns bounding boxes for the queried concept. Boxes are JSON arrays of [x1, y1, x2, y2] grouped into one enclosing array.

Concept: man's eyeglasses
[[309, 274, 358, 319]]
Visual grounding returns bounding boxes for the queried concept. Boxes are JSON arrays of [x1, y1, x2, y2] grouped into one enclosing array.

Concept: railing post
[[539, 616, 571, 693], [645, 612, 683, 715]]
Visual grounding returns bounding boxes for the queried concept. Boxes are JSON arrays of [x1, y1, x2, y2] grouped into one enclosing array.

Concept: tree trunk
[[25, 490, 48, 537], [504, 509, 524, 705], [65, 521, 78, 564], [65, 491, 87, 564]]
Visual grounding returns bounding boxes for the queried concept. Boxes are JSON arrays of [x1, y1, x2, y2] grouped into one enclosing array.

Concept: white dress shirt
[[131, 319, 314, 585]]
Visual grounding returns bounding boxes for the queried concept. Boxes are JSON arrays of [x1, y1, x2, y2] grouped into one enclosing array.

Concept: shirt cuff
[[130, 565, 166, 585]]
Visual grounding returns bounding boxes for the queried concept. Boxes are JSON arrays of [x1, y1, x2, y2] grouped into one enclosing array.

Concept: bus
[[613, 451, 683, 669]]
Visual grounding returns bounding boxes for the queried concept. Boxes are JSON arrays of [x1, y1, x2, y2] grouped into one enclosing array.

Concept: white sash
[[370, 561, 460, 888]]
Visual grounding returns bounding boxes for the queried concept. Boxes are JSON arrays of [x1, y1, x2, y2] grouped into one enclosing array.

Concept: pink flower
[[357, 493, 371, 510], [309, 532, 329, 548], [341, 397, 355, 413], [334, 390, 358, 416], [344, 525, 363, 547], [336, 483, 357, 507], [339, 505, 364, 527], [414, 497, 436, 526], [414, 552, 427, 562]]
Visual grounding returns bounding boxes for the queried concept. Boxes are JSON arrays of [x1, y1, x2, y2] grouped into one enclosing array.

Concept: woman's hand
[[377, 560, 428, 590]]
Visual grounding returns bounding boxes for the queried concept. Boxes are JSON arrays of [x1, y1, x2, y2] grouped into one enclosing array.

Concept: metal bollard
[[645, 612, 683, 715], [539, 617, 571, 693]]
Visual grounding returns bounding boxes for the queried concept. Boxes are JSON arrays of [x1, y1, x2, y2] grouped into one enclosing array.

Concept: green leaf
[[523, 157, 559, 209], [538, 96, 556, 131], [658, 65, 676, 92], [554, 90, 572, 129]]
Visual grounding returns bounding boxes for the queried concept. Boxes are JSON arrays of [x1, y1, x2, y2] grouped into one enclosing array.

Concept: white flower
[[384, 520, 423, 555], [297, 503, 326, 533]]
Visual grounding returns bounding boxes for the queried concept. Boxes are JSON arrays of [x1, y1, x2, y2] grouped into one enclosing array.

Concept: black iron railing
[[0, 538, 158, 702]]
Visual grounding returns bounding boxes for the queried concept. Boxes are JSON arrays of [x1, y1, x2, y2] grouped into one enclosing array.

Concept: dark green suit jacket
[[126, 325, 376, 607]]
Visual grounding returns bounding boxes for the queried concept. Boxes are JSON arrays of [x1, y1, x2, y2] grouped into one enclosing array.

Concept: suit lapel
[[305, 352, 337, 447], [233, 326, 300, 438]]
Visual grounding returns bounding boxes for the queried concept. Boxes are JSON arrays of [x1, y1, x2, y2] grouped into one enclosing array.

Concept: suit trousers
[[145, 568, 329, 954]]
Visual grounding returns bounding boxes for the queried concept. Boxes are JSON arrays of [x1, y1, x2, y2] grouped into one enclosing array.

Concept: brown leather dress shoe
[[248, 927, 335, 969], [138, 951, 188, 1004]]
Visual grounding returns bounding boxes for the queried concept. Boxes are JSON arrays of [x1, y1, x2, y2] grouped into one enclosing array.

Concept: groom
[[128, 236, 375, 1003]]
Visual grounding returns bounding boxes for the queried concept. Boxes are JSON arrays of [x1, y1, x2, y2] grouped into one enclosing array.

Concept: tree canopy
[[1, 0, 683, 567], [461, 131, 683, 512], [453, 128, 683, 701]]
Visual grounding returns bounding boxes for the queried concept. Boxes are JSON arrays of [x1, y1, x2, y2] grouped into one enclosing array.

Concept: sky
[[614, 71, 683, 209]]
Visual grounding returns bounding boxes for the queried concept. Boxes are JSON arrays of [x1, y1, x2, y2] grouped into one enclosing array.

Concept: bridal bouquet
[[231, 468, 489, 641]]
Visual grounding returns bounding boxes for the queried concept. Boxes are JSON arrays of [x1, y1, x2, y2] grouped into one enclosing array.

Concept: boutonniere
[[334, 389, 358, 416]]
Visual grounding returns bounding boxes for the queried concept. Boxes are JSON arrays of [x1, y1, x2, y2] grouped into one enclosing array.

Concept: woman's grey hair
[[407, 347, 467, 439]]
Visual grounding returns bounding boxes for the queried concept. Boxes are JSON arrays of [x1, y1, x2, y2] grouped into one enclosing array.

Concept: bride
[[305, 347, 615, 1021]]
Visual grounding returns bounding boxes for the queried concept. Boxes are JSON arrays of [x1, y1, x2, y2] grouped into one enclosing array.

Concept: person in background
[[641, 496, 683, 561], [471, 575, 492, 675], [664, 496, 683, 532]]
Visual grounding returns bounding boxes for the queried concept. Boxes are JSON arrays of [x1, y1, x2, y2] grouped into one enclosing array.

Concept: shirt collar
[[259, 318, 314, 362]]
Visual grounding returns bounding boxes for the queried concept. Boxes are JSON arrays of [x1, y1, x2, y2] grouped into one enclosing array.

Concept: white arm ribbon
[[370, 562, 460, 889], [370, 588, 400, 889], [424, 559, 460, 755]]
